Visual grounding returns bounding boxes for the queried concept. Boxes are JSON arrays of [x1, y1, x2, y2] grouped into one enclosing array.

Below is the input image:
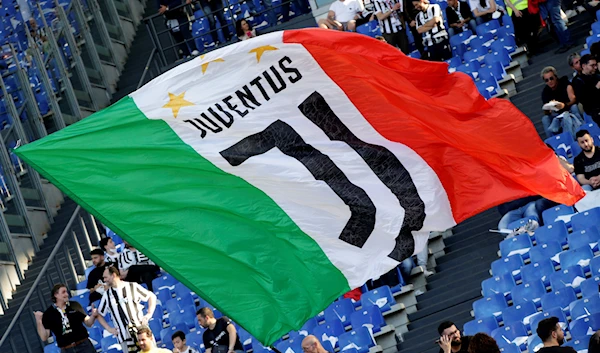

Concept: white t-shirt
[[469, 0, 491, 12], [329, 0, 364, 22]]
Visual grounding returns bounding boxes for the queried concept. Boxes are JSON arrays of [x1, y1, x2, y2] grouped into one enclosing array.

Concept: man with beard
[[574, 130, 600, 191], [437, 321, 471, 353], [87, 249, 108, 305], [536, 317, 576, 353]]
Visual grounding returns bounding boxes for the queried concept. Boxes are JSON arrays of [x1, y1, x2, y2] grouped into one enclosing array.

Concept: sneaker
[[423, 270, 434, 277], [191, 50, 200, 56], [565, 9, 577, 18], [507, 219, 539, 238]]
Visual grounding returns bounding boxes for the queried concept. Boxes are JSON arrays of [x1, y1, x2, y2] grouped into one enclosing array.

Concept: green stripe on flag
[[15, 97, 350, 344]]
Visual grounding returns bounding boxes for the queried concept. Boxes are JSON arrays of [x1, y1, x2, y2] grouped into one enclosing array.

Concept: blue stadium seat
[[237, 326, 253, 350], [492, 254, 524, 279], [101, 336, 119, 352], [529, 307, 567, 334], [476, 19, 500, 37], [569, 312, 600, 341], [324, 298, 354, 327], [350, 305, 385, 333], [165, 298, 181, 314], [338, 327, 375, 353], [170, 306, 197, 330], [511, 280, 547, 308], [542, 205, 574, 226], [149, 318, 163, 342], [499, 343, 520, 353], [568, 227, 600, 252], [541, 286, 577, 312], [529, 241, 562, 266], [153, 274, 178, 290], [155, 288, 172, 306], [87, 326, 102, 349], [500, 233, 533, 259], [581, 276, 600, 298], [463, 316, 499, 335], [534, 221, 568, 247], [586, 34, 600, 50], [501, 301, 537, 326], [301, 317, 319, 333], [484, 48, 511, 68], [482, 273, 516, 299], [550, 265, 586, 294], [521, 259, 555, 287], [456, 62, 478, 79], [473, 293, 508, 319], [564, 337, 589, 352], [527, 335, 543, 353], [44, 344, 60, 353], [507, 215, 539, 232], [361, 286, 396, 313], [570, 295, 600, 321], [312, 317, 345, 346], [491, 321, 528, 348], [559, 247, 593, 272], [545, 132, 574, 155], [277, 337, 302, 353], [571, 208, 600, 232], [490, 36, 516, 54], [446, 56, 462, 68], [476, 78, 500, 97], [593, 21, 600, 35], [84, 266, 95, 279], [464, 48, 487, 63], [76, 279, 87, 290], [187, 329, 206, 351], [70, 293, 88, 309]]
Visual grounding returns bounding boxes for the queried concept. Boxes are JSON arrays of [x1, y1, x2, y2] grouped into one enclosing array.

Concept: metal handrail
[[0, 205, 81, 349], [137, 47, 158, 89]]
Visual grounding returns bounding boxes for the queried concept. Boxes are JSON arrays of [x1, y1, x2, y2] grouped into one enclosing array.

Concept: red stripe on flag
[[284, 29, 584, 223]]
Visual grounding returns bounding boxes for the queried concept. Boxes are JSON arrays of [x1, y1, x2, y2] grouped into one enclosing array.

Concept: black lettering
[[279, 56, 302, 83], [249, 76, 271, 101], [235, 85, 261, 110], [220, 120, 376, 248], [196, 114, 223, 134], [263, 67, 286, 94], [183, 119, 207, 138], [209, 105, 234, 128], [222, 96, 248, 118]]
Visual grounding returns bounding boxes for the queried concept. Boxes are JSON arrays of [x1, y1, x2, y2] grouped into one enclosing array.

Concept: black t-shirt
[[202, 317, 243, 351], [542, 76, 572, 109], [537, 346, 577, 353], [574, 147, 600, 180], [87, 264, 106, 304], [438, 336, 471, 353], [42, 302, 89, 348]]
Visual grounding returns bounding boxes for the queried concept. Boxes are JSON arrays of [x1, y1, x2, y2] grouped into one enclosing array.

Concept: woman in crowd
[[236, 19, 256, 41], [468, 333, 501, 353], [470, 0, 501, 23]]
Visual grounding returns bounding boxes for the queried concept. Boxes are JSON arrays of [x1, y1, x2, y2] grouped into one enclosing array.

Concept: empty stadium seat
[[473, 293, 508, 320], [534, 221, 569, 247], [463, 316, 499, 335], [541, 286, 577, 312], [542, 205, 574, 226], [571, 208, 600, 232], [476, 19, 500, 37], [301, 317, 319, 333], [502, 301, 537, 326], [559, 247, 593, 272], [361, 286, 396, 313], [324, 298, 354, 327], [170, 306, 197, 330], [530, 241, 562, 266], [491, 321, 528, 349], [187, 329, 206, 351], [500, 233, 533, 258], [87, 326, 102, 349], [153, 274, 178, 289], [149, 318, 163, 342], [570, 295, 600, 321], [511, 280, 547, 308], [313, 317, 345, 346], [581, 276, 600, 298], [521, 259, 556, 287], [490, 36, 516, 54], [564, 337, 589, 352], [568, 227, 600, 252], [545, 132, 575, 156], [350, 305, 386, 333], [482, 273, 517, 299], [44, 344, 61, 353], [338, 327, 375, 353], [527, 335, 543, 353], [569, 312, 600, 341], [484, 48, 511, 68], [499, 343, 520, 353], [101, 336, 120, 352], [529, 307, 567, 334], [277, 337, 303, 353], [155, 287, 173, 305], [492, 254, 524, 279]]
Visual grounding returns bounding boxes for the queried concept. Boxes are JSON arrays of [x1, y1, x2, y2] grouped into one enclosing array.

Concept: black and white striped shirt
[[98, 281, 152, 343], [119, 248, 155, 272], [374, 0, 403, 33], [415, 4, 448, 46]]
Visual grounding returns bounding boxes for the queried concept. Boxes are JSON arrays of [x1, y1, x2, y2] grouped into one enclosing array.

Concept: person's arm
[[505, 0, 521, 16], [558, 156, 575, 174], [35, 312, 50, 341], [144, 292, 157, 323], [487, 0, 497, 13], [226, 324, 238, 353], [577, 173, 593, 185], [566, 84, 577, 108], [96, 314, 119, 336], [83, 308, 98, 327]]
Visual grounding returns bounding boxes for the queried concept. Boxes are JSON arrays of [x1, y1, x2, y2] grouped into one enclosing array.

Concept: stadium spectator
[[574, 130, 600, 191], [318, 0, 364, 31], [417, 242, 434, 277], [445, 0, 477, 36], [197, 307, 244, 353], [87, 248, 108, 305], [302, 335, 330, 353], [34, 284, 98, 353], [138, 326, 172, 353], [538, 0, 573, 54], [536, 317, 575, 353], [158, 0, 199, 58], [100, 237, 120, 267], [119, 241, 160, 291], [438, 321, 471, 353], [469, 0, 500, 24], [236, 19, 256, 41], [374, 0, 409, 53], [413, 0, 451, 61], [404, 0, 425, 55], [497, 196, 539, 230], [572, 55, 600, 123], [467, 333, 500, 353], [568, 52, 582, 78], [97, 266, 157, 353], [540, 66, 583, 138], [505, 0, 539, 54], [172, 330, 199, 353], [590, 331, 600, 353]]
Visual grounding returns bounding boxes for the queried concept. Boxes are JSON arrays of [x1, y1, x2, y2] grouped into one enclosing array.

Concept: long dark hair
[[236, 19, 252, 38]]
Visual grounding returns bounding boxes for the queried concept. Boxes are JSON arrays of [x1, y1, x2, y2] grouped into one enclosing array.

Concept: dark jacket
[[159, 0, 187, 19], [572, 73, 600, 116], [445, 1, 474, 25]]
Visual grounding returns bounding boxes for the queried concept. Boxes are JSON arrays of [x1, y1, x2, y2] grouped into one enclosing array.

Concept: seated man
[[445, 0, 477, 36], [567, 52, 582, 79], [318, 0, 364, 31], [437, 321, 471, 353], [119, 241, 160, 291], [574, 130, 600, 191], [540, 66, 583, 138], [572, 55, 600, 124]]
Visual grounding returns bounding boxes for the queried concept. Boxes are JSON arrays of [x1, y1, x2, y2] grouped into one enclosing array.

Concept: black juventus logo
[[220, 92, 426, 261]]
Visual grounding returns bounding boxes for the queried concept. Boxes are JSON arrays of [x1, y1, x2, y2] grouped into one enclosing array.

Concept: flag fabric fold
[[15, 29, 584, 345]]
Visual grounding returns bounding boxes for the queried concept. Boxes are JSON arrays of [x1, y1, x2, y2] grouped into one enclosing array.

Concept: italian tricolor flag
[[16, 29, 584, 345]]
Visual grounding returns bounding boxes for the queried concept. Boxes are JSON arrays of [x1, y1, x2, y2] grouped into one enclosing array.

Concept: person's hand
[[34, 311, 44, 322], [438, 335, 451, 353], [141, 314, 151, 325], [514, 9, 522, 17], [173, 349, 180, 353], [457, 21, 464, 27], [393, 2, 401, 10], [186, 0, 192, 3], [596, 81, 600, 89], [555, 101, 565, 110], [354, 14, 360, 19], [158, 5, 168, 14], [410, 20, 416, 27], [90, 308, 98, 318], [109, 327, 119, 336]]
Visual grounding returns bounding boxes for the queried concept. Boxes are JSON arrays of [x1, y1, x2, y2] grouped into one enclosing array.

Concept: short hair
[[576, 129, 590, 139], [90, 248, 104, 256], [540, 66, 557, 80], [99, 237, 110, 250], [172, 330, 186, 342], [567, 52, 580, 67], [468, 333, 500, 353], [537, 317, 560, 342], [438, 321, 455, 335], [196, 307, 215, 318], [105, 265, 120, 277], [137, 325, 152, 337], [51, 283, 67, 303], [581, 54, 596, 66]]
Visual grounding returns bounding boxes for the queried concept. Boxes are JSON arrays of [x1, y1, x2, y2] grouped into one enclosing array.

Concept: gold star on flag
[[199, 54, 225, 74], [249, 45, 279, 63], [163, 92, 195, 118]]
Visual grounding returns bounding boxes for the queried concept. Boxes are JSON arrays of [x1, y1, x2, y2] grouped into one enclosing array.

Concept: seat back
[[501, 301, 537, 326], [350, 305, 385, 333], [324, 298, 354, 326], [361, 285, 396, 312], [534, 221, 568, 246], [541, 286, 578, 311], [520, 259, 555, 284], [559, 247, 594, 270], [511, 279, 546, 306]]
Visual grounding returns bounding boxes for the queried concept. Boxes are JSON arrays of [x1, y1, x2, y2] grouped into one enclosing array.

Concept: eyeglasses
[[544, 76, 556, 82]]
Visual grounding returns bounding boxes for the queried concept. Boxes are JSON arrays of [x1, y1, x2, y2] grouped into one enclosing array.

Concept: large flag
[[16, 29, 583, 345]]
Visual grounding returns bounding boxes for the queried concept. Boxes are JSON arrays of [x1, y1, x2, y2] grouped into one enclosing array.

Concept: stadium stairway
[[396, 208, 503, 353], [0, 198, 101, 353]]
